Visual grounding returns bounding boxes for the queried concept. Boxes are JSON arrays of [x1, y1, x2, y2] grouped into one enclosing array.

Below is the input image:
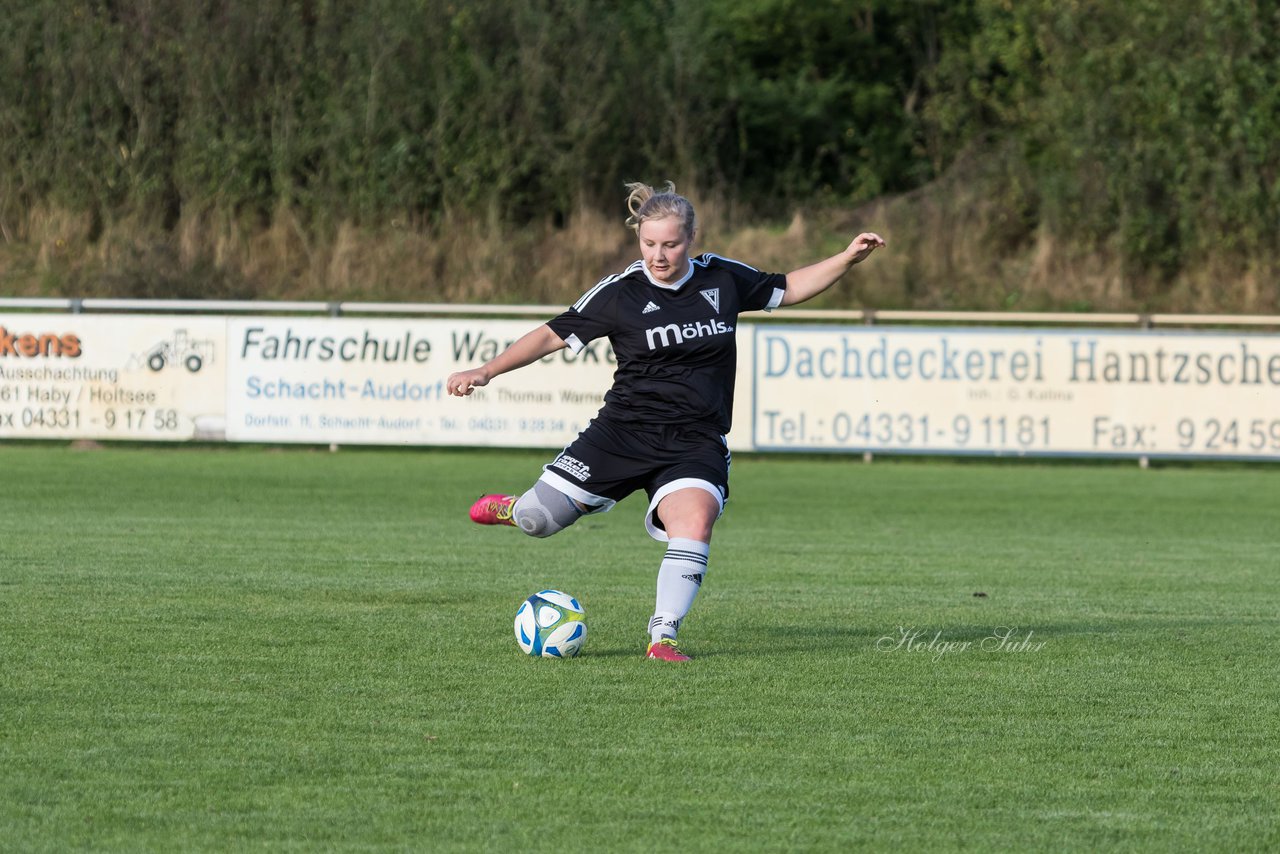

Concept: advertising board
[[0, 314, 226, 441], [224, 317, 615, 447], [753, 326, 1280, 459]]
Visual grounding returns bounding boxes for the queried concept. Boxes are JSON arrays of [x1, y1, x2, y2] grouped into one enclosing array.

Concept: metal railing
[[1, 296, 1278, 329]]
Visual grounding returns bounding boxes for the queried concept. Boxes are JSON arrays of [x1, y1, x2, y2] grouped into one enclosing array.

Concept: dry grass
[[1, 184, 1275, 314]]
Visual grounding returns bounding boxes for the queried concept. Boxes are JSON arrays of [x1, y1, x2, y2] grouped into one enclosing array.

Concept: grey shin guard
[[513, 481, 585, 537]]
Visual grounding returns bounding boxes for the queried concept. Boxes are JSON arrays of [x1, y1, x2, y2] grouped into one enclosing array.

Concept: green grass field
[[2, 444, 1277, 851]]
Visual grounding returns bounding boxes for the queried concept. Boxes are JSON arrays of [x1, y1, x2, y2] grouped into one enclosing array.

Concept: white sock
[[649, 538, 710, 643]]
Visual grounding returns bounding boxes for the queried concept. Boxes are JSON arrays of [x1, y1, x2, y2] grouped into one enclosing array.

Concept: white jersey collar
[[640, 258, 695, 290]]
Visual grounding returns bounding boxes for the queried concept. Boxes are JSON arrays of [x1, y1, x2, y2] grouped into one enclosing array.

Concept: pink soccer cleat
[[646, 638, 692, 662], [469, 494, 517, 526]]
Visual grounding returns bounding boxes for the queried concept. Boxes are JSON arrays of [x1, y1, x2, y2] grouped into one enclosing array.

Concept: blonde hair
[[624, 181, 696, 238]]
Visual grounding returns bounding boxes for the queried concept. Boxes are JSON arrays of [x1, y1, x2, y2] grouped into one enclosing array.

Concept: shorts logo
[[700, 289, 720, 313], [550, 454, 591, 482], [642, 301, 661, 314]]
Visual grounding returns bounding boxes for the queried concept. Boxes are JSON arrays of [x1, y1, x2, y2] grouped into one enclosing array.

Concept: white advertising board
[[752, 326, 1280, 459], [0, 314, 226, 441], [5, 309, 1279, 462], [224, 317, 617, 446]]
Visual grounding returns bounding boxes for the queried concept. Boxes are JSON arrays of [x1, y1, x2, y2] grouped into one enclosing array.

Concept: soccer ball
[[514, 590, 586, 658]]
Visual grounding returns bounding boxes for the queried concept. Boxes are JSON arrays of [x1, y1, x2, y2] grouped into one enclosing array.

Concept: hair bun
[[623, 181, 695, 237]]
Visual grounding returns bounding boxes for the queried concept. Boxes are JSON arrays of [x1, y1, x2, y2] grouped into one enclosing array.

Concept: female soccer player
[[447, 182, 884, 661]]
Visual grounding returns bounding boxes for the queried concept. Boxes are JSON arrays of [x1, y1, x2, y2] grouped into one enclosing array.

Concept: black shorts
[[538, 417, 731, 541]]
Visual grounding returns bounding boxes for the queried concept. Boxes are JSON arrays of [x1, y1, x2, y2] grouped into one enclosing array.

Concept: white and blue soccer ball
[[514, 590, 586, 658]]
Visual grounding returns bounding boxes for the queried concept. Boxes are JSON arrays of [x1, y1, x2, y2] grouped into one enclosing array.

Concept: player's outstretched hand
[[447, 368, 489, 397], [846, 232, 886, 265]]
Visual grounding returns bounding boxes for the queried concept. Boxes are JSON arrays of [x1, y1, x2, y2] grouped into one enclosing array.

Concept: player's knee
[[655, 487, 721, 541], [513, 481, 584, 538], [513, 500, 557, 538]]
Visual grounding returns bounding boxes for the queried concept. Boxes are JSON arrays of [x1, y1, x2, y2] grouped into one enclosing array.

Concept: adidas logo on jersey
[[642, 301, 661, 314]]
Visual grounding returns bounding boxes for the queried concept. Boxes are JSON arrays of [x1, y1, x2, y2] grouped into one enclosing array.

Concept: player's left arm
[[780, 232, 885, 307]]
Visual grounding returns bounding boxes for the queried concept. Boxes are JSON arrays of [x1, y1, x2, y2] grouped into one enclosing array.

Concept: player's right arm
[[446, 324, 566, 396]]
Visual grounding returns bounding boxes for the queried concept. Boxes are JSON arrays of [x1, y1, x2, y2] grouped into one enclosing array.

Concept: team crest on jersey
[[700, 289, 720, 313]]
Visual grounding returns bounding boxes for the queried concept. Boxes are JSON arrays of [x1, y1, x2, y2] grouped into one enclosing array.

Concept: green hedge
[[0, 1, 948, 220], [928, 0, 1280, 277], [2, 0, 1276, 285]]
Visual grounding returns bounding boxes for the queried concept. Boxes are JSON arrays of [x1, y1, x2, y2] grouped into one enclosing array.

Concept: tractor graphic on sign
[[143, 330, 215, 373]]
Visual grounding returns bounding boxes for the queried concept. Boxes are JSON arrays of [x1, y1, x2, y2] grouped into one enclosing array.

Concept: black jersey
[[546, 253, 787, 433]]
